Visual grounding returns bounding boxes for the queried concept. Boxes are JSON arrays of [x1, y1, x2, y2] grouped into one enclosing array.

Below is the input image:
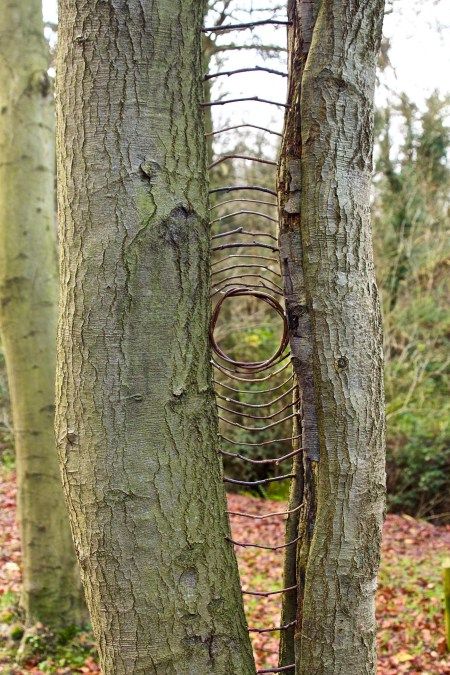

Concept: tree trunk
[[0, 0, 84, 627], [55, 2, 255, 673], [277, 1, 319, 667], [278, 1, 386, 672]]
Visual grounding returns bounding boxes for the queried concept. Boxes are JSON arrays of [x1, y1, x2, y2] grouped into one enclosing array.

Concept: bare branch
[[205, 65, 287, 80], [211, 43, 287, 55], [203, 20, 291, 33], [208, 154, 277, 169], [248, 621, 296, 634], [201, 95, 288, 108], [242, 584, 297, 597], [206, 123, 282, 137]]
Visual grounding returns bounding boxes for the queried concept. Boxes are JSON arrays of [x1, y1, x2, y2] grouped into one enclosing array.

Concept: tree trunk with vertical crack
[[0, 0, 84, 628], [55, 1, 255, 673], [278, 0, 386, 672], [277, 0, 319, 668]]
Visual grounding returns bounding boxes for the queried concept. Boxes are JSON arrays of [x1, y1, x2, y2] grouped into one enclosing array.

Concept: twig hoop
[[209, 288, 289, 373]]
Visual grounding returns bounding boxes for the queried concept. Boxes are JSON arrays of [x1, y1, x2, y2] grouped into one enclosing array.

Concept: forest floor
[[1, 469, 450, 674]]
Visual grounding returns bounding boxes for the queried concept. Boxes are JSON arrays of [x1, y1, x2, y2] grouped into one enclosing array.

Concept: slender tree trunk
[[202, 35, 215, 167], [277, 1, 319, 667], [0, 0, 84, 628], [55, 2, 255, 673], [278, 1, 386, 672]]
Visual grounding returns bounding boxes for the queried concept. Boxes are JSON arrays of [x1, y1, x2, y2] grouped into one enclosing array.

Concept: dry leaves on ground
[[1, 476, 450, 673]]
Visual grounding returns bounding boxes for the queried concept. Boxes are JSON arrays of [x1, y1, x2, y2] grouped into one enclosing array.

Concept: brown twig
[[219, 433, 299, 446], [215, 376, 294, 396], [224, 473, 295, 486], [211, 225, 278, 238], [206, 123, 282, 138], [202, 96, 288, 109], [210, 198, 278, 210], [257, 665, 295, 674], [216, 384, 295, 407], [209, 185, 277, 196], [226, 535, 301, 550], [209, 154, 277, 170], [221, 448, 302, 465], [212, 359, 292, 383], [202, 20, 291, 33], [242, 584, 297, 597], [212, 241, 279, 253], [217, 398, 299, 420], [248, 620, 296, 634], [218, 412, 296, 432], [211, 263, 281, 278], [205, 66, 287, 81], [228, 505, 303, 521], [211, 280, 282, 298], [211, 253, 279, 266]]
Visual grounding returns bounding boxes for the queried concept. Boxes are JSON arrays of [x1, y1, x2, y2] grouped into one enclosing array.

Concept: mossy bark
[[0, 0, 84, 627], [55, 1, 255, 673], [278, 0, 386, 672]]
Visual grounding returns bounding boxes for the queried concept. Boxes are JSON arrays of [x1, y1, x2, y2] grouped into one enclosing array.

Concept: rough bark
[[278, 0, 386, 672], [55, 1, 255, 673], [0, 0, 84, 627]]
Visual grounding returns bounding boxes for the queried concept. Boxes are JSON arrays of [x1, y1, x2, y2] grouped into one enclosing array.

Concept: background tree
[[0, 0, 84, 628], [55, 1, 255, 673]]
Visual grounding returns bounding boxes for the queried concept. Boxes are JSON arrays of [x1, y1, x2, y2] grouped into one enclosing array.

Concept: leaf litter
[[1, 475, 449, 673]]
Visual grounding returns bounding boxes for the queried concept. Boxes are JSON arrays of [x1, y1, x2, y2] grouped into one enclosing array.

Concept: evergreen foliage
[[374, 92, 450, 518]]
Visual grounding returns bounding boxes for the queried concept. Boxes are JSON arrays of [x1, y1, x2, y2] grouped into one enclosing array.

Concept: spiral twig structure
[[204, 15, 297, 673]]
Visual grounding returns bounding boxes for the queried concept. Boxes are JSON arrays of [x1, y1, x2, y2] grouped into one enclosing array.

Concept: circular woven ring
[[209, 287, 289, 373]]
